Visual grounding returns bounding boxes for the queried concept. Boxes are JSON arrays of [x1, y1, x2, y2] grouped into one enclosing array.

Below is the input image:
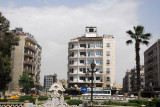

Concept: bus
[[82, 90, 111, 96]]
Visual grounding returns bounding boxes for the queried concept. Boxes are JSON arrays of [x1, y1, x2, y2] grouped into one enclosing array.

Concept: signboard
[[81, 86, 87, 93], [79, 37, 103, 41]]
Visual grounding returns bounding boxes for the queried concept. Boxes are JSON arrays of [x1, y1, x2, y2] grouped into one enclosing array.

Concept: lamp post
[[88, 60, 98, 106]]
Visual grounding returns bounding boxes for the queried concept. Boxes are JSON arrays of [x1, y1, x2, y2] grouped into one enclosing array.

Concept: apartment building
[[123, 66, 145, 95], [44, 74, 57, 92], [9, 28, 42, 93], [68, 27, 115, 89], [144, 39, 160, 91]]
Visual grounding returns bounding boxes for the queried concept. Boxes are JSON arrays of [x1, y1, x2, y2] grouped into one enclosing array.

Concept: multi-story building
[[144, 39, 160, 91], [123, 66, 145, 95], [123, 69, 131, 93], [67, 27, 115, 89], [8, 28, 42, 93], [44, 74, 57, 92]]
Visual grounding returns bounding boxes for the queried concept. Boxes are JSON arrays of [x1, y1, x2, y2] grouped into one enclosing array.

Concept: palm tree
[[126, 25, 151, 100]]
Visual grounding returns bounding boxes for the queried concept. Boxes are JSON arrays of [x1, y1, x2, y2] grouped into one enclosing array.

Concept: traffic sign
[[81, 86, 87, 93]]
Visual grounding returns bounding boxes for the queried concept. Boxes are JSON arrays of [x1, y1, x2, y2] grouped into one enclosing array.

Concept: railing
[[25, 45, 36, 52], [0, 102, 24, 107]]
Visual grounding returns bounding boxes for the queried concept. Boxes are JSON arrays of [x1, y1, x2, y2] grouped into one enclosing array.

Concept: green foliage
[[0, 52, 12, 92], [0, 12, 10, 32], [38, 96, 48, 101], [9, 100, 20, 102], [66, 99, 83, 106], [38, 102, 44, 105], [129, 99, 149, 105], [0, 12, 19, 93], [18, 72, 34, 94], [64, 96, 71, 100], [19, 95, 35, 104], [0, 99, 8, 102], [102, 100, 139, 106]]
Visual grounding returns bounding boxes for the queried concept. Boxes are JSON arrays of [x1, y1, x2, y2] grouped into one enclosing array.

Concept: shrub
[[102, 100, 139, 106], [19, 95, 35, 104], [0, 99, 7, 102], [38, 96, 48, 101], [66, 99, 82, 106], [38, 102, 44, 105], [64, 96, 71, 100]]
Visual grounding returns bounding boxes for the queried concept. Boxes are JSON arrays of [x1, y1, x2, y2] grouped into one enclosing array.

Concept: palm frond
[[126, 40, 133, 45], [141, 40, 149, 46], [134, 25, 144, 37], [126, 30, 136, 39], [141, 33, 152, 40]]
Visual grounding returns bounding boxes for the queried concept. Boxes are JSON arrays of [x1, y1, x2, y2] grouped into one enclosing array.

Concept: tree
[[126, 25, 152, 100], [19, 72, 34, 94], [0, 52, 12, 94], [0, 12, 19, 94]]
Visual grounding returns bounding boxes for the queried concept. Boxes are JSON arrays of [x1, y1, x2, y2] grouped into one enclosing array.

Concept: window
[[88, 59, 93, 64], [96, 51, 103, 56], [106, 60, 110, 64], [72, 44, 74, 49], [79, 68, 86, 73], [106, 43, 110, 47], [106, 51, 110, 56], [80, 77, 85, 81], [70, 77, 73, 81], [96, 77, 100, 80], [69, 60, 74, 64], [88, 51, 94, 56], [99, 68, 103, 73], [80, 60, 86, 64], [88, 43, 94, 48], [80, 44, 86, 48], [80, 52, 86, 56], [106, 68, 110, 73], [96, 43, 102, 48], [96, 59, 102, 64], [106, 77, 110, 81], [70, 68, 74, 73]]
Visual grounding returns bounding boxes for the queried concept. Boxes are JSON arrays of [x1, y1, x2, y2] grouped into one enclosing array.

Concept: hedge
[[64, 96, 71, 100], [66, 99, 82, 106], [0, 99, 7, 102], [19, 95, 35, 104], [38, 96, 48, 101]]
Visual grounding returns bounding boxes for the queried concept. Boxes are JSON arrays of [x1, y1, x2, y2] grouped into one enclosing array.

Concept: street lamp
[[88, 60, 98, 106]]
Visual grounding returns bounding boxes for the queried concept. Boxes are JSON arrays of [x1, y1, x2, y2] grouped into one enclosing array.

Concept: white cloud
[[0, 0, 141, 84]]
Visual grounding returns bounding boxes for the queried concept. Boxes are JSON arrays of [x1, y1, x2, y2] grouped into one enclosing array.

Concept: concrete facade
[[9, 28, 42, 93], [144, 39, 160, 91], [123, 66, 145, 94], [44, 74, 57, 92], [67, 27, 115, 89]]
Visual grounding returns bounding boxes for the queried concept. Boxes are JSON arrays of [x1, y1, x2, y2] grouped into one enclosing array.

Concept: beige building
[[68, 27, 115, 89], [144, 39, 160, 91], [9, 28, 42, 93]]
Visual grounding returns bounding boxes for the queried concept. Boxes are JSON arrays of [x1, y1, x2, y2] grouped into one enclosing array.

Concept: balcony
[[25, 45, 36, 52], [24, 53, 34, 58], [23, 69, 32, 73], [24, 60, 33, 65]]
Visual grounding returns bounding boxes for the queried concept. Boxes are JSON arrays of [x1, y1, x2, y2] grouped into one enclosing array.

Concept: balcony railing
[[25, 45, 36, 52], [24, 53, 34, 58], [24, 60, 33, 65], [23, 69, 32, 73]]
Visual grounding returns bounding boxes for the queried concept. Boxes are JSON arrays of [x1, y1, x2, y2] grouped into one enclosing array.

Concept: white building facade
[[68, 27, 115, 89]]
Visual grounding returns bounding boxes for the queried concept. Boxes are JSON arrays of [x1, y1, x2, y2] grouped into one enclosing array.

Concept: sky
[[0, 0, 160, 85]]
